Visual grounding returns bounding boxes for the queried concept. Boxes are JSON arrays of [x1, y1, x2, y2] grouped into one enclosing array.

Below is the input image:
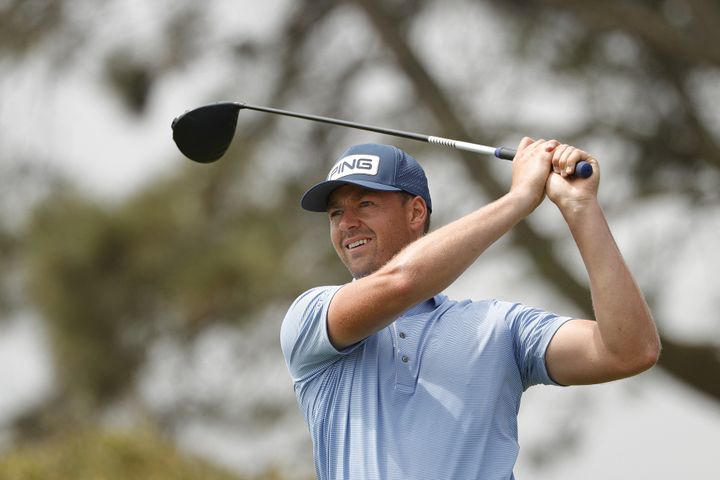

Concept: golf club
[[171, 101, 593, 178]]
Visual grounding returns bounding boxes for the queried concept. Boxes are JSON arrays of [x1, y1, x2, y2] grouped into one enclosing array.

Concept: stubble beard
[[345, 257, 379, 280], [343, 241, 404, 280]]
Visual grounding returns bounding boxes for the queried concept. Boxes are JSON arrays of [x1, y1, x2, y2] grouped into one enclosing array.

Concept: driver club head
[[171, 102, 241, 163]]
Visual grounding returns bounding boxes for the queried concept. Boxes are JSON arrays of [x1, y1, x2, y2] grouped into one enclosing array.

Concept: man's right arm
[[327, 138, 559, 349]]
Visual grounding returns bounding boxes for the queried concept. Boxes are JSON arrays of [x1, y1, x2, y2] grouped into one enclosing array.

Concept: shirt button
[[401, 355, 409, 363], [399, 332, 406, 339]]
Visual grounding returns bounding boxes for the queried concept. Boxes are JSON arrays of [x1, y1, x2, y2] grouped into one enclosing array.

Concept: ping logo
[[327, 154, 380, 180]]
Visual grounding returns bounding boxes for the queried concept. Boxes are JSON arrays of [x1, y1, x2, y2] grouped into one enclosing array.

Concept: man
[[280, 140, 660, 479]]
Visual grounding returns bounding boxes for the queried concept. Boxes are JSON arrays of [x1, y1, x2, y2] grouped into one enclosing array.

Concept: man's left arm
[[544, 146, 661, 386]]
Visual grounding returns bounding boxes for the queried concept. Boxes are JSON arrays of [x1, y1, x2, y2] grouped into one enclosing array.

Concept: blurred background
[[1, 0, 719, 478]]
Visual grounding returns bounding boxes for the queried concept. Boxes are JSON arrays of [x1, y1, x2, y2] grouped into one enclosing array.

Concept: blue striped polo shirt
[[280, 285, 572, 479]]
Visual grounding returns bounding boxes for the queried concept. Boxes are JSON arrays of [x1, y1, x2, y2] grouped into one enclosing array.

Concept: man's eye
[[329, 210, 342, 218], [359, 201, 373, 208]]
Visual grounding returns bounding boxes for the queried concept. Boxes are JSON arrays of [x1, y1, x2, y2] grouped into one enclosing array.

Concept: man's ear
[[408, 196, 428, 232]]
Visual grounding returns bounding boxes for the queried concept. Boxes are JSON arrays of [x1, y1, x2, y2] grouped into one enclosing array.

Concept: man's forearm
[[562, 200, 660, 370], [384, 190, 536, 305]]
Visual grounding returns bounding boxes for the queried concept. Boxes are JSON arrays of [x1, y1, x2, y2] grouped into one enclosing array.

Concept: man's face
[[327, 185, 422, 279]]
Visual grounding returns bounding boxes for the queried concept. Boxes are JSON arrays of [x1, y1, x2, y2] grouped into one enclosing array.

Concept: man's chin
[[346, 262, 376, 280]]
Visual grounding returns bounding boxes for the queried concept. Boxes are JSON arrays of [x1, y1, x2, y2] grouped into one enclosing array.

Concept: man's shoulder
[[280, 284, 351, 383], [281, 285, 342, 341], [287, 285, 342, 314]]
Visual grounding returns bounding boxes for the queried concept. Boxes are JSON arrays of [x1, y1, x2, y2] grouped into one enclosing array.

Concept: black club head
[[171, 102, 241, 163]]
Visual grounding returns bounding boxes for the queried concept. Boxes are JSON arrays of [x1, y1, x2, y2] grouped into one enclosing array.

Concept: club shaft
[[238, 102, 506, 159], [233, 102, 591, 178]]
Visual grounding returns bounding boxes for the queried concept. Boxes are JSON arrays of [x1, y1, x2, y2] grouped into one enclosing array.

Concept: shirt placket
[[393, 318, 422, 394]]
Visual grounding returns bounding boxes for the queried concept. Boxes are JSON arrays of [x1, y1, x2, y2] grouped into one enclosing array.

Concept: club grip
[[494, 147, 517, 160], [494, 147, 593, 178]]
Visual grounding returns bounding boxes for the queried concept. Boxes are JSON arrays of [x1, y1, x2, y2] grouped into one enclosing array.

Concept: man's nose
[[338, 208, 361, 231]]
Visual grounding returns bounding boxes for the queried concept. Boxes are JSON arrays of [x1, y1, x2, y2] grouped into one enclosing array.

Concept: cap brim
[[300, 179, 402, 212]]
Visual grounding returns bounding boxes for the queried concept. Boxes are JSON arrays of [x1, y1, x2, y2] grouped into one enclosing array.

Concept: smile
[[346, 239, 369, 250]]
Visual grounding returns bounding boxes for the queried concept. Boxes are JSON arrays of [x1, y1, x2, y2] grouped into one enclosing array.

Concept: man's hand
[[545, 144, 600, 212], [510, 138, 601, 215], [510, 137, 559, 213]]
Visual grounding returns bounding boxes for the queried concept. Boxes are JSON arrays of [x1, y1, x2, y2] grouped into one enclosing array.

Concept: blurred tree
[[0, 0, 66, 58], [19, 147, 344, 434], [1, 0, 719, 476], [0, 427, 256, 479], [8, 0, 350, 442]]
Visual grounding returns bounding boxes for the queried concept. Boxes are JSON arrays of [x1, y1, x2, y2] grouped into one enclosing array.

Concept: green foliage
[[22, 154, 344, 414], [0, 227, 17, 317], [26, 191, 143, 406], [0, 428, 244, 480], [0, 0, 65, 58]]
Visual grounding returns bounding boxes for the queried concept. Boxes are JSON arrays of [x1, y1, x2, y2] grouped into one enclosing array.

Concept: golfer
[[281, 139, 660, 479]]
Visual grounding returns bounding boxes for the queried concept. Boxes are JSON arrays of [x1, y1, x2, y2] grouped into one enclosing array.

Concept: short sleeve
[[280, 285, 359, 383], [501, 302, 573, 389]]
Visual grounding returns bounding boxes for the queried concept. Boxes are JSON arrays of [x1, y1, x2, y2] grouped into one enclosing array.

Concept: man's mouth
[[346, 238, 370, 250]]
